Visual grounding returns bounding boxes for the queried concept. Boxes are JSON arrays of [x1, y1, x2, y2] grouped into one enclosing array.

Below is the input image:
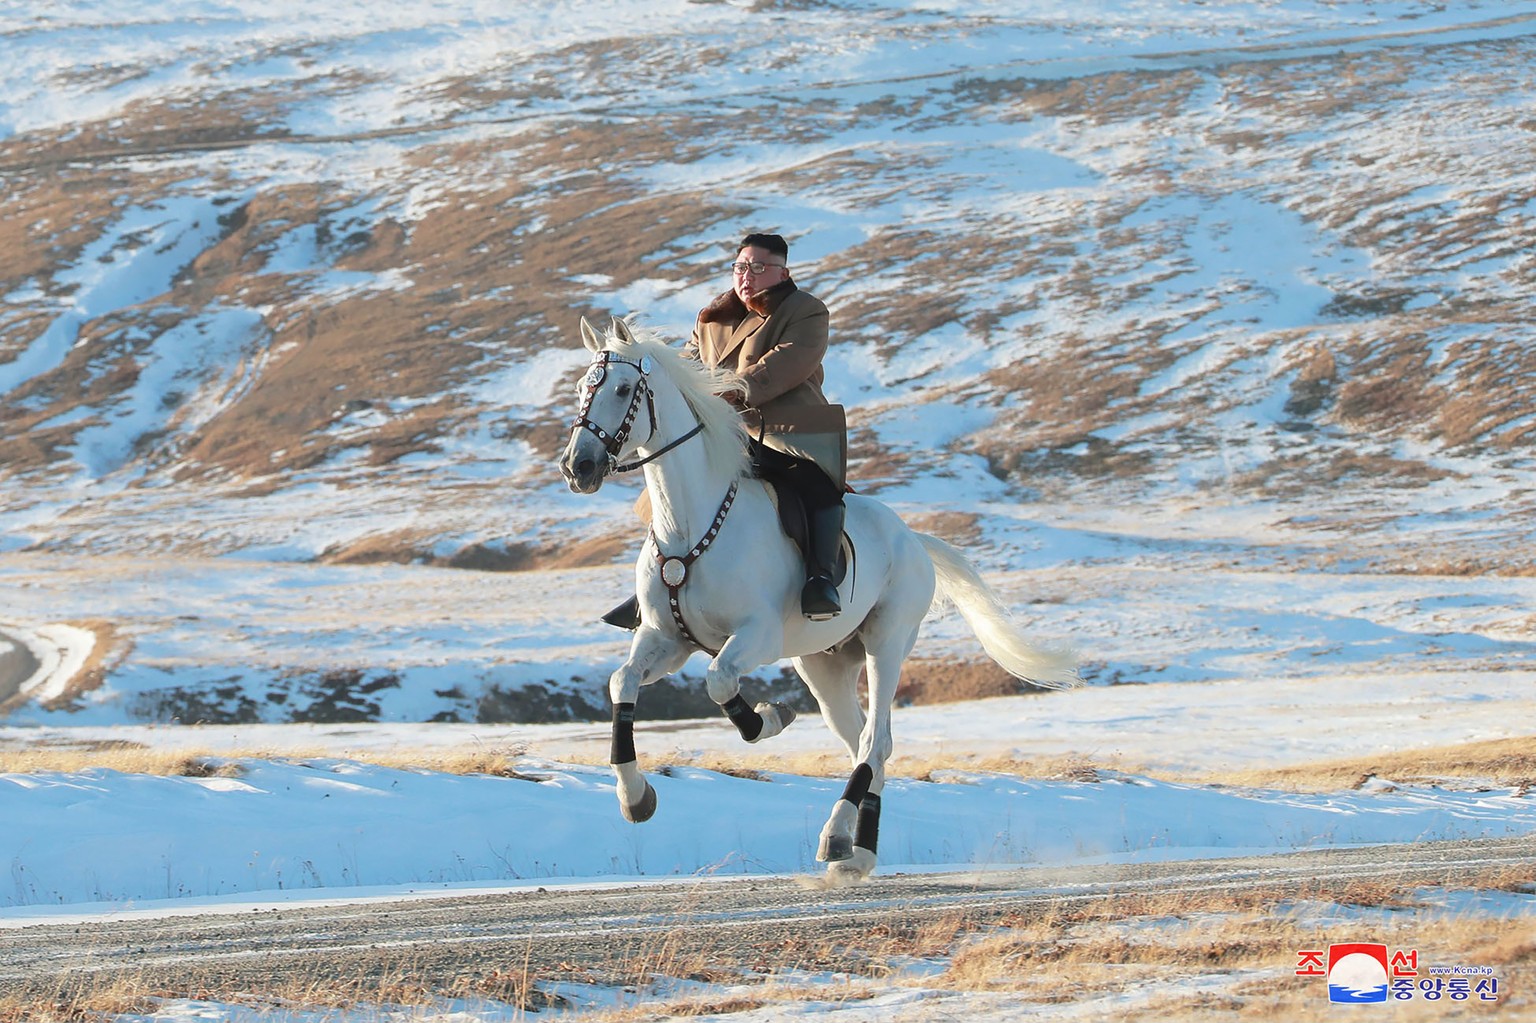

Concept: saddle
[[763, 477, 850, 588]]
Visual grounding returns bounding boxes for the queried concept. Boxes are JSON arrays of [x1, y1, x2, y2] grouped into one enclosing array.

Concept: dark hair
[[738, 233, 788, 260]]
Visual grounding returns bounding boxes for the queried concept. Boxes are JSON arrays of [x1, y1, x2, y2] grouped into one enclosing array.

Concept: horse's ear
[[611, 316, 636, 346], [579, 316, 603, 353]]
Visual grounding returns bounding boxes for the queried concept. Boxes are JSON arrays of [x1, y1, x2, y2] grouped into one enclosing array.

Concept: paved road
[[2, 836, 1530, 1003]]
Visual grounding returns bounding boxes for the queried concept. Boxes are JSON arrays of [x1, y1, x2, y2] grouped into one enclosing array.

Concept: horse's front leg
[[609, 627, 690, 822], [705, 619, 795, 743]]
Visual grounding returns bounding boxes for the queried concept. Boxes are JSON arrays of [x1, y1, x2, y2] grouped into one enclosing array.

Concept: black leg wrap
[[854, 793, 881, 854], [610, 702, 637, 765], [841, 762, 874, 806], [722, 694, 763, 742]]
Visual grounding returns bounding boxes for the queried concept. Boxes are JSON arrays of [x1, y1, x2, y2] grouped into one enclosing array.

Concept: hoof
[[818, 833, 853, 863], [620, 779, 657, 823], [823, 850, 876, 887], [749, 701, 796, 743], [601, 595, 642, 631]]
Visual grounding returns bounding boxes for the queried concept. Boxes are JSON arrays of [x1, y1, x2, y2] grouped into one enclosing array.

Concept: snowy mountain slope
[[2, 1, 1536, 723]]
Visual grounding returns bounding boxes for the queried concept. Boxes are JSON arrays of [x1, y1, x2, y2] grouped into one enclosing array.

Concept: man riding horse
[[604, 232, 848, 629]]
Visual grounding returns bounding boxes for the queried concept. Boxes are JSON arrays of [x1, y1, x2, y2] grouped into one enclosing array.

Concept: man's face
[[730, 245, 788, 304]]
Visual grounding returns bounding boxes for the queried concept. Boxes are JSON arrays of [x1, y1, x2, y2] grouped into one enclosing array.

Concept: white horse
[[559, 317, 1077, 885]]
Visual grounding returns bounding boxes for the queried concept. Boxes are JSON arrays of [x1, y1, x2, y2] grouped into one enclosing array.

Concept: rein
[[614, 423, 702, 473]]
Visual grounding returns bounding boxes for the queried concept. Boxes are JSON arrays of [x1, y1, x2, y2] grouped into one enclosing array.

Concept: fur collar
[[698, 279, 798, 325]]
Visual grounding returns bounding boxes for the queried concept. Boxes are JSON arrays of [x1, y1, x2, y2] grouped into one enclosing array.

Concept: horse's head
[[561, 315, 751, 495], [559, 316, 657, 494]]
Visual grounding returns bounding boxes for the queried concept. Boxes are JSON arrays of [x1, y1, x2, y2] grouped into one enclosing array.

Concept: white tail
[[917, 533, 1080, 690]]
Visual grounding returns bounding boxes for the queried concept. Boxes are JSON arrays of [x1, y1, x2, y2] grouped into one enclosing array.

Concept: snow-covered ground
[[4, 705, 1535, 916], [3, 699, 1534, 1023]]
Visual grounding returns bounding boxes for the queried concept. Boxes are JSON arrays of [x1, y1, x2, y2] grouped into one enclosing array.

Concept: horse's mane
[[606, 322, 750, 482]]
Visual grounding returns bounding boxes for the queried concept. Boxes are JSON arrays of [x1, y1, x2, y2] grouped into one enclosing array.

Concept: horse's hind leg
[[794, 642, 874, 868], [795, 641, 866, 759], [825, 618, 923, 885]]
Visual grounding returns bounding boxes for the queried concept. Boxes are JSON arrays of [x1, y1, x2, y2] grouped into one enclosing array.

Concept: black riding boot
[[801, 502, 845, 621], [602, 595, 642, 630]]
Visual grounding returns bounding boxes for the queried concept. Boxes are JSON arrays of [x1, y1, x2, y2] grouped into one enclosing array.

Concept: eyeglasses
[[729, 260, 786, 276]]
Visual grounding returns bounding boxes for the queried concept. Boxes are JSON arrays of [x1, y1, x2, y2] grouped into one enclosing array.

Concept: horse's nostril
[[577, 458, 596, 478]]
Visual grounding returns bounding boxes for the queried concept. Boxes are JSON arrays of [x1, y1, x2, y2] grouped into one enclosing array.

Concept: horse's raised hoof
[[620, 779, 657, 823], [750, 701, 796, 742], [601, 595, 642, 631]]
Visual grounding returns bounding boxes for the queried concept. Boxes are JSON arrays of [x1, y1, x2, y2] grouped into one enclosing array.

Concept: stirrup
[[801, 576, 841, 621], [602, 595, 642, 630]]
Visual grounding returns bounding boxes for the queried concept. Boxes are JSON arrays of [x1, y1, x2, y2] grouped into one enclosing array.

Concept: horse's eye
[[615, 383, 632, 398]]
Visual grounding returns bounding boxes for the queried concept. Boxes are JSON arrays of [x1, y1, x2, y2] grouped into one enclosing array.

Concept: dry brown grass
[[635, 748, 1120, 787], [587, 983, 880, 1023], [942, 897, 1534, 1019], [367, 958, 563, 1014], [8, 736, 1529, 800], [5, 871, 1531, 1022], [0, 743, 559, 778], [0, 974, 159, 1023], [0, 745, 249, 777], [638, 735, 1536, 797], [1219, 925, 1536, 1022], [572, 880, 1536, 1021], [0, 951, 566, 1022], [1179, 736, 1536, 794]]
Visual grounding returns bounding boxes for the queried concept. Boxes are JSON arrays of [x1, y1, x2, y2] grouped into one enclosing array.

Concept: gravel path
[[3, 837, 1529, 1005]]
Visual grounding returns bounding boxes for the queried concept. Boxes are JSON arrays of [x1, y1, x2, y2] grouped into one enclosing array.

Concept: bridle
[[571, 350, 702, 475]]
